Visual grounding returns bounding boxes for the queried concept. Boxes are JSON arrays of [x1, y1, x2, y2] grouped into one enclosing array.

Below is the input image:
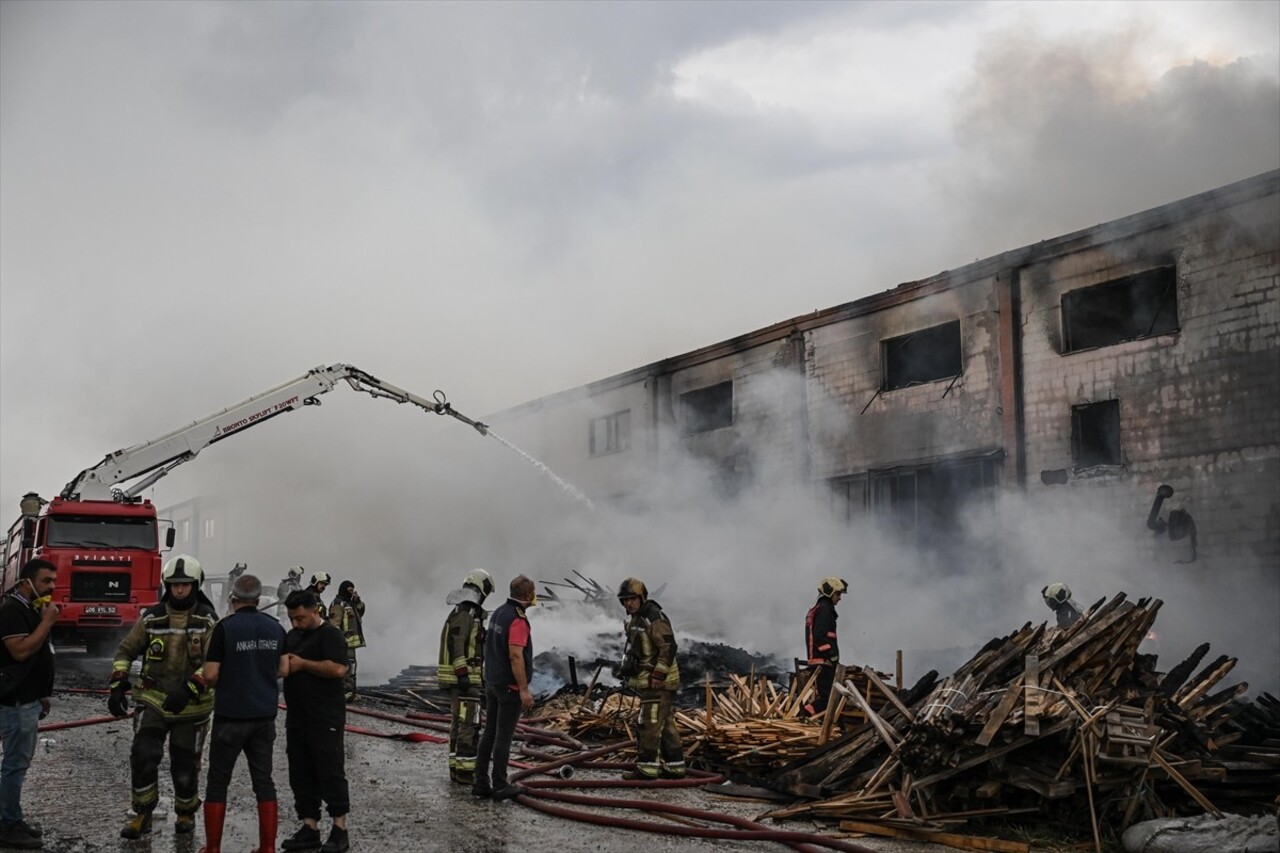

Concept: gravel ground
[[17, 655, 963, 852]]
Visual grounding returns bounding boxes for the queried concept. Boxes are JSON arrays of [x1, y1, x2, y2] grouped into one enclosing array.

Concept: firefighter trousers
[[448, 687, 482, 780], [636, 689, 684, 778], [130, 705, 210, 816], [343, 649, 358, 701]]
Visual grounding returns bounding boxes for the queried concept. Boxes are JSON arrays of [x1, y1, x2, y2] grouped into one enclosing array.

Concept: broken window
[[882, 320, 962, 391], [681, 381, 733, 434], [1072, 400, 1121, 468], [1062, 266, 1178, 352], [830, 454, 1001, 551], [589, 409, 631, 457]]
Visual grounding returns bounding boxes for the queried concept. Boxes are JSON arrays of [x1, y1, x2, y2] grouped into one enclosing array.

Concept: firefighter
[[305, 572, 331, 620], [328, 581, 366, 702], [803, 577, 847, 718], [275, 567, 305, 624], [108, 554, 219, 839], [437, 569, 493, 784], [616, 578, 684, 780], [1042, 582, 1084, 628]]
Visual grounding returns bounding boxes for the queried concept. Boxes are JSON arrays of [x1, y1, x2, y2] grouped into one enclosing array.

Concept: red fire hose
[[38, 713, 132, 732], [343, 724, 444, 744], [505, 740, 876, 853]]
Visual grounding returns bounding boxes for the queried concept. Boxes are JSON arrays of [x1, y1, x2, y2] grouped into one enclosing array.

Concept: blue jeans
[[0, 701, 41, 824]]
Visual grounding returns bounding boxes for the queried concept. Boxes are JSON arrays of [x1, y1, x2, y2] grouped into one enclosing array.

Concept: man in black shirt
[[198, 574, 287, 853], [0, 558, 58, 850], [280, 590, 350, 853]]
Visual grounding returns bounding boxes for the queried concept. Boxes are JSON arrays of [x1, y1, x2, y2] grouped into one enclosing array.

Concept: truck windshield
[[45, 516, 156, 550]]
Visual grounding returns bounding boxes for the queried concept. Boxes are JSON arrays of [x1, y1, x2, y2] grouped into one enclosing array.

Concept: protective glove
[[108, 681, 131, 718], [648, 673, 667, 690], [162, 675, 206, 714], [454, 665, 472, 691], [618, 658, 638, 679]]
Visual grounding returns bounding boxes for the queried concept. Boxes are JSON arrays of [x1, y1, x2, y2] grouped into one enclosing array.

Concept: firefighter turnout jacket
[[438, 599, 486, 690], [805, 596, 839, 666], [330, 594, 366, 649], [112, 599, 219, 719], [621, 599, 680, 692]]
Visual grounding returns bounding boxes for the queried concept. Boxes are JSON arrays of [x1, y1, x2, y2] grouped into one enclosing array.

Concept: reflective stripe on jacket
[[437, 601, 485, 689], [330, 596, 366, 649], [113, 601, 218, 719], [623, 600, 680, 692], [805, 596, 839, 666]]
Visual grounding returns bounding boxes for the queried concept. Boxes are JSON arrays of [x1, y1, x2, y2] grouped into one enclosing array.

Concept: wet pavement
[[22, 655, 944, 852]]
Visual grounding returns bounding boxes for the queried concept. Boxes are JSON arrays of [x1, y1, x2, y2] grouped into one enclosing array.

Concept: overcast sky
[[2, 2, 1278, 683]]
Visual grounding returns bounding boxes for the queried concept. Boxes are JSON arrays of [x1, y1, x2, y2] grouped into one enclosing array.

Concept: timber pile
[[762, 593, 1280, 841]]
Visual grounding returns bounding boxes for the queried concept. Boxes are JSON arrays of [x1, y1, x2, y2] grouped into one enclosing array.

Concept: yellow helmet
[[818, 577, 848, 598], [617, 577, 648, 603]]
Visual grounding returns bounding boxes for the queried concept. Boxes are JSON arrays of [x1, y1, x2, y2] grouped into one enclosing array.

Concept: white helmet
[[162, 554, 203, 586], [1042, 582, 1072, 605], [310, 571, 331, 587], [463, 568, 495, 597], [288, 566, 305, 580]]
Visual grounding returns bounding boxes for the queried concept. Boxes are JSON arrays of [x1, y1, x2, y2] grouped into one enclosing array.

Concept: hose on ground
[[507, 741, 875, 853]]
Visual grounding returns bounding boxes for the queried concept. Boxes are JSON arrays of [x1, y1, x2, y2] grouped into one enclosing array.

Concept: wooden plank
[[1152, 750, 1224, 818], [839, 820, 1030, 853], [1040, 598, 1134, 671], [863, 665, 916, 723], [1024, 654, 1041, 737], [977, 675, 1024, 747]]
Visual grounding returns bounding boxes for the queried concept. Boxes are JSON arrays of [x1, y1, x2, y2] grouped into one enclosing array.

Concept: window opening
[[1072, 400, 1121, 468], [589, 410, 631, 456], [882, 321, 962, 391], [681, 382, 733, 434], [1062, 266, 1178, 352]]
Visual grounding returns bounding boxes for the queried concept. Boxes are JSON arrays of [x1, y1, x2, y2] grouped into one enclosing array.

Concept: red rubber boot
[[251, 800, 278, 853], [197, 801, 226, 853]]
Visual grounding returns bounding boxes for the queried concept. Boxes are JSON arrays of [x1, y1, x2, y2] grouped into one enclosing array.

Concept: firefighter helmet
[[162, 554, 203, 586], [288, 566, 305, 580], [463, 568, 495, 597], [1042, 582, 1072, 605], [818, 577, 848, 598], [310, 571, 331, 587], [617, 578, 647, 603]]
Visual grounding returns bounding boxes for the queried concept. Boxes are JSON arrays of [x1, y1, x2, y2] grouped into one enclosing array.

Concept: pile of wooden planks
[[761, 593, 1280, 847]]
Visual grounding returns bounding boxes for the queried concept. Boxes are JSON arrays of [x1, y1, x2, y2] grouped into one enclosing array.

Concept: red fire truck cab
[[3, 496, 174, 653]]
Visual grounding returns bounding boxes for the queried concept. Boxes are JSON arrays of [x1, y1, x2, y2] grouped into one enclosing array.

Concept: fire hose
[[506, 741, 876, 853], [38, 713, 132, 732]]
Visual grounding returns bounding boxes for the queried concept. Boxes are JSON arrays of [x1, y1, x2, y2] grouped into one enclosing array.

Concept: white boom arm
[[61, 363, 488, 501]]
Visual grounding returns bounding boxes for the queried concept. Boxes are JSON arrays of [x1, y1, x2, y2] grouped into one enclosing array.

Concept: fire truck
[[1, 363, 486, 652]]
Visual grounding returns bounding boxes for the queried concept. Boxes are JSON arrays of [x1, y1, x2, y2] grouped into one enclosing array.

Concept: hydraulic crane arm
[[61, 363, 488, 502]]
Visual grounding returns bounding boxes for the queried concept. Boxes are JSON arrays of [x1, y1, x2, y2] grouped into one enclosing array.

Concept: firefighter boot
[[198, 801, 226, 853], [175, 811, 198, 834], [120, 810, 153, 839], [251, 800, 278, 853]]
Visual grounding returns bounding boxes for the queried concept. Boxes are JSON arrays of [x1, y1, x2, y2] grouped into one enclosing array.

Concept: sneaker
[[470, 779, 493, 799], [120, 811, 153, 840], [174, 812, 197, 834], [280, 824, 322, 851], [319, 826, 349, 853], [0, 821, 42, 850], [491, 783, 527, 801]]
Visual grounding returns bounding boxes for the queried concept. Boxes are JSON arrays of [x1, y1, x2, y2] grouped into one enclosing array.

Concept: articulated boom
[[62, 363, 487, 502]]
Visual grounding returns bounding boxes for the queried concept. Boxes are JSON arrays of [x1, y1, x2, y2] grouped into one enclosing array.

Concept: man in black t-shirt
[[280, 590, 350, 853], [0, 558, 59, 850], [198, 573, 287, 853]]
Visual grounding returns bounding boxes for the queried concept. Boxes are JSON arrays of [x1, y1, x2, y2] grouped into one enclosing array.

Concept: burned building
[[486, 171, 1279, 584]]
